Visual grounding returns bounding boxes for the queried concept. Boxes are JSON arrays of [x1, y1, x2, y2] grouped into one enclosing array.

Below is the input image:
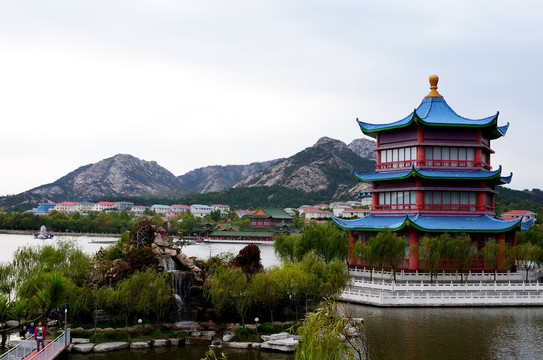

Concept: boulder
[[223, 333, 234, 342], [93, 342, 129, 352], [153, 339, 167, 347], [130, 341, 150, 349], [6, 320, 19, 327], [270, 332, 289, 340], [165, 248, 178, 257], [168, 338, 182, 346], [175, 253, 203, 282], [73, 343, 95, 353], [154, 233, 172, 247], [171, 321, 199, 331], [186, 336, 212, 345], [261, 333, 299, 353], [72, 338, 90, 344]]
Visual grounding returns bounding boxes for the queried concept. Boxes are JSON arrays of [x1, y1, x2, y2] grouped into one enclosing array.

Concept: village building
[[501, 210, 537, 224], [304, 209, 332, 220], [190, 204, 212, 218], [130, 205, 149, 215], [171, 204, 190, 212], [114, 201, 134, 211], [151, 204, 171, 214], [340, 208, 370, 219], [207, 208, 298, 243], [235, 209, 254, 218], [92, 201, 115, 212], [54, 201, 78, 212], [333, 75, 532, 272], [211, 204, 230, 213]]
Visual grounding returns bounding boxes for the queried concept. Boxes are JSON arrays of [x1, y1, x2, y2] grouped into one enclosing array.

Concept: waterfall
[[163, 256, 193, 321]]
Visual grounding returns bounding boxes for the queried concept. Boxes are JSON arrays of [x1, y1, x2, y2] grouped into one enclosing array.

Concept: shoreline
[[0, 230, 120, 237]]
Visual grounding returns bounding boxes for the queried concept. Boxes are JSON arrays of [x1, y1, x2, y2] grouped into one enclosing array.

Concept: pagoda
[[333, 75, 532, 272]]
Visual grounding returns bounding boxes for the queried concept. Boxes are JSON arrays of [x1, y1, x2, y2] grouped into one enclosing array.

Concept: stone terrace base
[[341, 269, 543, 306]]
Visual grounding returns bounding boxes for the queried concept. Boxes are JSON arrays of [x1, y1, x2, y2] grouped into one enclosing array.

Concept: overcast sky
[[1, 1, 542, 196]]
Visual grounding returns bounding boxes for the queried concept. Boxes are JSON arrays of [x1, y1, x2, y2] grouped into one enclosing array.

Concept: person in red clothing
[[34, 322, 46, 351]]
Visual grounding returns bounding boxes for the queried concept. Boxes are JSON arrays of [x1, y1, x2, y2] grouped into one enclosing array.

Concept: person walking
[[34, 322, 46, 352]]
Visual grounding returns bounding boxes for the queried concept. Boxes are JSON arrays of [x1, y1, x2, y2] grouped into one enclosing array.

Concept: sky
[[1, 1, 542, 196]]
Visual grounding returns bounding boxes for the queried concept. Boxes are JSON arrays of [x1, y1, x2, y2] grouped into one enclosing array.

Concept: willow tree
[[516, 242, 543, 281], [418, 236, 443, 282], [296, 300, 369, 360], [480, 239, 500, 281], [367, 230, 406, 281], [204, 266, 251, 326], [295, 222, 349, 264], [441, 233, 473, 283]]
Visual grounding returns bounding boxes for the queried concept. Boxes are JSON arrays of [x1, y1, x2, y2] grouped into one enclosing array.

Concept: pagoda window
[[375, 191, 416, 210], [425, 146, 478, 168], [424, 191, 477, 212], [379, 146, 417, 169], [482, 151, 488, 167]]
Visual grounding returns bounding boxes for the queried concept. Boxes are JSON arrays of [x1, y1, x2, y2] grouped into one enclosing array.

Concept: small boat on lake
[[34, 225, 54, 240]]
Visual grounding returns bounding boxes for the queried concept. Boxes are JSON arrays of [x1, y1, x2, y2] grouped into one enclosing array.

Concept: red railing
[[371, 204, 495, 213], [376, 160, 491, 170]]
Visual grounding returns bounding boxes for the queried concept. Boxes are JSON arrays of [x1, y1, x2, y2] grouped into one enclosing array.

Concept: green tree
[[480, 239, 500, 281], [441, 234, 473, 282], [296, 299, 368, 360], [516, 242, 543, 281], [368, 231, 406, 281], [273, 234, 298, 263], [418, 235, 443, 283], [248, 269, 284, 323], [295, 222, 349, 264], [204, 266, 251, 326], [210, 210, 222, 222], [276, 263, 315, 321]]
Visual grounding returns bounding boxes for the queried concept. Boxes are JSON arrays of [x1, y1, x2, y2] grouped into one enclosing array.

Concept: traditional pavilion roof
[[332, 213, 531, 233], [209, 230, 276, 238], [357, 76, 508, 140], [353, 165, 512, 184], [251, 208, 293, 219]]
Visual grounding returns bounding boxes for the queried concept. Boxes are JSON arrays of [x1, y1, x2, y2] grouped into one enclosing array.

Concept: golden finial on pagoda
[[425, 74, 443, 98]]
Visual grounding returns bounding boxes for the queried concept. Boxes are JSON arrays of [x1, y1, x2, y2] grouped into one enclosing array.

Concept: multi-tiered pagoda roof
[[333, 76, 530, 272]]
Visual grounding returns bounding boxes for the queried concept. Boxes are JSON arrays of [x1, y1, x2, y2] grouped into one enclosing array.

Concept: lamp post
[[64, 308, 67, 331], [138, 318, 142, 331], [255, 317, 259, 333]]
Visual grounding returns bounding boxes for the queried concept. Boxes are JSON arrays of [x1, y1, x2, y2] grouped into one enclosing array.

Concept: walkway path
[[1, 329, 70, 360]]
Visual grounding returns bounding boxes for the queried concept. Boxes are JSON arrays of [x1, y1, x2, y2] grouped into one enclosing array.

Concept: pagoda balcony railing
[[371, 204, 495, 213], [376, 160, 491, 170]]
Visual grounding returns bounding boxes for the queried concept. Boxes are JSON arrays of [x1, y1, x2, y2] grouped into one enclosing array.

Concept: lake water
[[64, 305, 543, 360], [2, 234, 543, 359], [0, 234, 280, 268]]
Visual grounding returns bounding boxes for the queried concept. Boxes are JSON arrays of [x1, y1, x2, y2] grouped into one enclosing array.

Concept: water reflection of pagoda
[[333, 75, 532, 271]]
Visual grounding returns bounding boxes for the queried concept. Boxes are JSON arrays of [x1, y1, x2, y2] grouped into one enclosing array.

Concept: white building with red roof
[[501, 210, 537, 224], [130, 205, 149, 215], [304, 209, 332, 220], [92, 201, 115, 212], [340, 208, 371, 219], [54, 201, 78, 212], [236, 209, 255, 218], [211, 204, 230, 214]]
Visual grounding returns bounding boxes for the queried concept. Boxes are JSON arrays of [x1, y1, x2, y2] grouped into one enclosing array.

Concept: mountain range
[[0, 137, 376, 210]]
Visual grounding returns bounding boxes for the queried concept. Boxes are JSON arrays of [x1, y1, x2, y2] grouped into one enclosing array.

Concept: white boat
[[34, 225, 54, 240]]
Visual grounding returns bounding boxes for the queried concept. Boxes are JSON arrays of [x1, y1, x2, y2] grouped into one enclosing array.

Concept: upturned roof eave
[[353, 166, 506, 183]]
